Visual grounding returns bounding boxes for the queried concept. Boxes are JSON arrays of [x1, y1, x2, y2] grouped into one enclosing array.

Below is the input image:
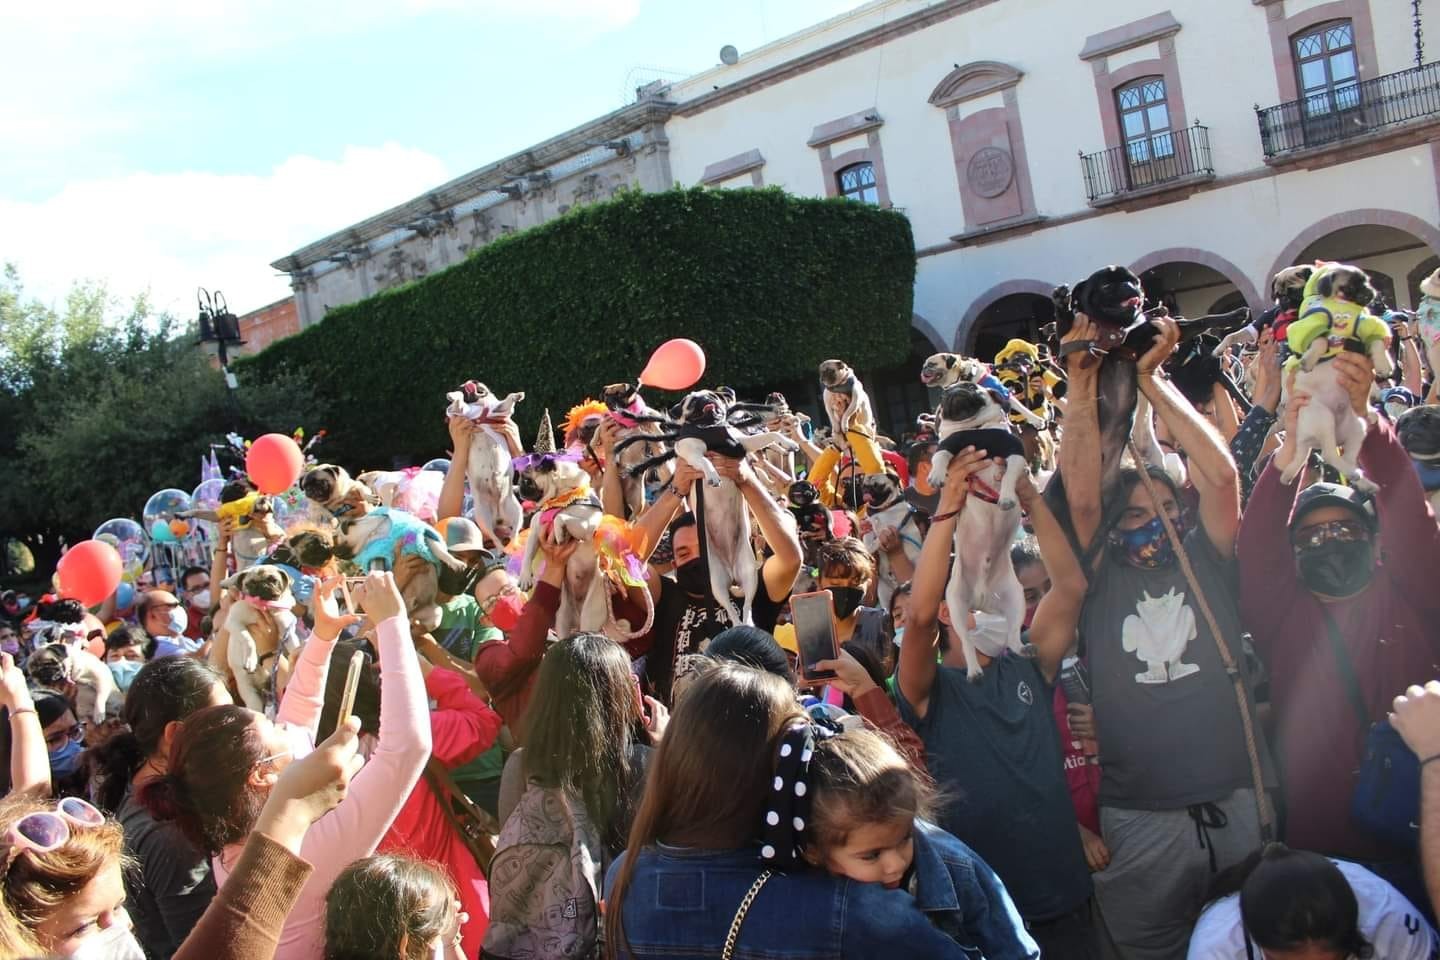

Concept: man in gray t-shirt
[[1055, 313, 1272, 960]]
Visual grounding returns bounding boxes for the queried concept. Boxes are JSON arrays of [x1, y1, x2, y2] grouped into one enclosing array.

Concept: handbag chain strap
[[721, 870, 773, 960]]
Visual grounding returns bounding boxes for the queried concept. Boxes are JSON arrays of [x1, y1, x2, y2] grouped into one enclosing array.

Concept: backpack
[[481, 783, 604, 960]]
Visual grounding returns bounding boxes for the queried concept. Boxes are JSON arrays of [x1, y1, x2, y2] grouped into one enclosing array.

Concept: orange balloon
[[246, 433, 305, 494], [638, 338, 706, 391], [169, 518, 190, 537]]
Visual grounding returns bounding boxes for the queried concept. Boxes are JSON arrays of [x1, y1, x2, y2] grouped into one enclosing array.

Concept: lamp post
[[197, 288, 245, 389]]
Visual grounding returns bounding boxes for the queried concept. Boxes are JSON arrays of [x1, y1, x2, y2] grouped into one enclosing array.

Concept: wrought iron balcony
[[1080, 123, 1213, 203], [1257, 60, 1440, 159]]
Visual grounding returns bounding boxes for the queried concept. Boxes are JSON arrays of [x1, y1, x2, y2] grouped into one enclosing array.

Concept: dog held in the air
[[217, 564, 297, 712], [928, 382, 1029, 680], [300, 465, 375, 521], [615, 389, 797, 624], [920, 352, 1048, 430], [333, 507, 472, 631], [1282, 263, 1394, 494], [858, 472, 921, 609], [445, 380, 525, 545], [602, 381, 669, 519], [516, 455, 608, 637], [818, 359, 877, 447]]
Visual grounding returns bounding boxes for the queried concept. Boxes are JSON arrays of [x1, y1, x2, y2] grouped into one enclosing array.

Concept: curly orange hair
[[563, 400, 609, 445]]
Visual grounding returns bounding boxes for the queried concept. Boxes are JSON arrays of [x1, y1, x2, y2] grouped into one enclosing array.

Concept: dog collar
[[968, 475, 1002, 505], [539, 482, 596, 512]]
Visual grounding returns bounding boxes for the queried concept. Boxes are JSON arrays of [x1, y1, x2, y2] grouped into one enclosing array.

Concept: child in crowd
[[324, 854, 465, 960], [789, 727, 1038, 959]]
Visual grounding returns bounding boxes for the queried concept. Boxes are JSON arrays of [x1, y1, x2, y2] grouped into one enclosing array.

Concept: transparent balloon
[[270, 486, 307, 530], [422, 458, 451, 473], [93, 518, 149, 571], [189, 479, 226, 545], [143, 489, 192, 533]]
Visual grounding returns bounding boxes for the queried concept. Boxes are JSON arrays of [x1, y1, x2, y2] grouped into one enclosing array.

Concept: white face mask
[[68, 912, 145, 960], [190, 589, 212, 611], [165, 607, 188, 637], [969, 612, 1011, 658]]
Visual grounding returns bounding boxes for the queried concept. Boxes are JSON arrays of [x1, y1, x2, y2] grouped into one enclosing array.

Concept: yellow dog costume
[[1285, 264, 1390, 374]]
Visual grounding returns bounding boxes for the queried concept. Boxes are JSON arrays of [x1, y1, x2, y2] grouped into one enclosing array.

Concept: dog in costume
[[1417, 267, 1440, 401], [331, 507, 471, 631], [992, 340, 1059, 471], [1281, 262, 1393, 493], [810, 360, 885, 507]]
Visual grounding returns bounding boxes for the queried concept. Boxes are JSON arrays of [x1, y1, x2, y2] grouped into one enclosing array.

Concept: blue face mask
[[1110, 514, 1182, 569], [1414, 459, 1440, 492], [49, 737, 84, 778], [108, 660, 142, 693]]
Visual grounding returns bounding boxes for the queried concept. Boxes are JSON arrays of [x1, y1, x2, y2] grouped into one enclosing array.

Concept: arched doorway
[[1272, 211, 1440, 310], [967, 293, 1055, 363], [1136, 261, 1241, 319]]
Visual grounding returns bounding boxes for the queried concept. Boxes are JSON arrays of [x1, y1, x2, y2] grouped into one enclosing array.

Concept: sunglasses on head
[[3, 798, 105, 874], [1292, 519, 1370, 550]]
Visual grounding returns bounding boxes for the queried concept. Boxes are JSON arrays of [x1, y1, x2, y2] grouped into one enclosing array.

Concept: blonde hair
[[0, 796, 126, 957], [804, 730, 933, 858]]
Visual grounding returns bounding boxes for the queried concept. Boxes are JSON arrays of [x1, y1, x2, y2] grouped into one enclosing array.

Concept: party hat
[[534, 409, 556, 454]]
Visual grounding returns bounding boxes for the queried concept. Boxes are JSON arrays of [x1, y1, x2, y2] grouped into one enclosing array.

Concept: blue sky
[[0, 0, 863, 316]]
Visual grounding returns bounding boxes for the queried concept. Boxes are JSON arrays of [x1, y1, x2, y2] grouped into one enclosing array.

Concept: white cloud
[[0, 143, 451, 316]]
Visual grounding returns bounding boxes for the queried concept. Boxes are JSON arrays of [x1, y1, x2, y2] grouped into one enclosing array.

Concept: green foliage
[[0, 266, 316, 560], [236, 187, 915, 467]]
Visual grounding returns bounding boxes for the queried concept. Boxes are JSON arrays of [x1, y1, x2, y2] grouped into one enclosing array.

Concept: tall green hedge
[[236, 186, 915, 467]]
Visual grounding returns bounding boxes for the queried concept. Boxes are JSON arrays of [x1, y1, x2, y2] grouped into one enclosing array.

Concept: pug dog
[[818, 359, 877, 449], [444, 380, 524, 546], [1283, 264, 1393, 494], [24, 643, 117, 727], [300, 465, 375, 520], [516, 456, 608, 638], [927, 383, 1028, 680], [1213, 265, 1315, 358], [602, 382, 670, 519], [333, 508, 471, 631], [920, 352, 1047, 429], [858, 473, 921, 609], [217, 564, 297, 712]]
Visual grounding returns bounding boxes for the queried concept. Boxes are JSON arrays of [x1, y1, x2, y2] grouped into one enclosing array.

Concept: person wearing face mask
[[814, 537, 888, 670], [36, 692, 90, 797], [177, 567, 210, 643], [138, 591, 201, 659], [102, 626, 149, 697], [1396, 404, 1440, 515], [0, 621, 21, 659], [1239, 362, 1440, 867], [1061, 314, 1274, 960]]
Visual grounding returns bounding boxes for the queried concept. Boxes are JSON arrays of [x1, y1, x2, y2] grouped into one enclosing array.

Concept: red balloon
[[57, 540, 123, 608], [246, 433, 305, 495], [639, 338, 706, 391]]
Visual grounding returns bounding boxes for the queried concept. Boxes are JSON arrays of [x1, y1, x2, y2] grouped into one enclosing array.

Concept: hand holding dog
[[1331, 351, 1375, 416], [1251, 330, 1282, 415], [1062, 315, 1100, 378], [706, 453, 754, 488], [595, 418, 623, 461], [669, 459, 702, 497], [446, 415, 478, 456], [351, 572, 405, 624], [1391, 681, 1440, 759], [936, 447, 993, 517], [1137, 315, 1180, 376]]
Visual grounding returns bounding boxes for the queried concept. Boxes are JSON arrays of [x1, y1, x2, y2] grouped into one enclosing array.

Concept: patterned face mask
[[1109, 514, 1182, 569]]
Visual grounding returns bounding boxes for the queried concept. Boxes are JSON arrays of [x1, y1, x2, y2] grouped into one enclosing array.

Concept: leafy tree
[[0, 266, 315, 577]]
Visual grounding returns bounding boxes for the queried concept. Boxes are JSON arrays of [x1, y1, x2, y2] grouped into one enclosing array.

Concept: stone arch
[[911, 313, 947, 353], [1269, 210, 1440, 285], [927, 61, 1024, 107], [1129, 247, 1264, 311], [956, 279, 1055, 352]]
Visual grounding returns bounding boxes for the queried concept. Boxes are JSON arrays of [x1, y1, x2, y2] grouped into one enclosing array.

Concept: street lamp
[[197, 288, 244, 388]]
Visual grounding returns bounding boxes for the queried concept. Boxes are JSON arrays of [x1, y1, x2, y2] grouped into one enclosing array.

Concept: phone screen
[[791, 591, 838, 683]]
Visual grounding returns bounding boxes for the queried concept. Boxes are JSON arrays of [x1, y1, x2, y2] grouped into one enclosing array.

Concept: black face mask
[[675, 558, 710, 597], [827, 585, 865, 620], [1296, 539, 1375, 598]]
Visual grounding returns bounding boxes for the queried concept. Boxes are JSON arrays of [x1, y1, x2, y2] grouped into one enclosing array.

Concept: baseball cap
[[1289, 483, 1376, 536], [443, 518, 491, 555]]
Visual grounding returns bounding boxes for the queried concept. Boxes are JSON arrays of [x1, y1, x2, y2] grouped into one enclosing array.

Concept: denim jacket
[[911, 819, 1039, 960], [604, 841, 980, 959]]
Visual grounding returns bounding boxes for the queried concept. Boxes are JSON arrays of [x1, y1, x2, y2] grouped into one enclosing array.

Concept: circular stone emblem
[[967, 146, 1015, 198]]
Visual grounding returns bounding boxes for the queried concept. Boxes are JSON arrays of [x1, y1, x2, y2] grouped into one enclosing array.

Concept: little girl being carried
[[761, 724, 1038, 960]]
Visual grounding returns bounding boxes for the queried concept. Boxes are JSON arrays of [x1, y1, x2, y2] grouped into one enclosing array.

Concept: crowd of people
[[3, 257, 1440, 960]]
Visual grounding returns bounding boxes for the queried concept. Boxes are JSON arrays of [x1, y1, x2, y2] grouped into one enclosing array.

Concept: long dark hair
[[90, 657, 225, 812], [523, 633, 638, 845], [324, 854, 457, 960], [1204, 843, 1373, 958], [604, 664, 803, 958], [137, 704, 268, 855]]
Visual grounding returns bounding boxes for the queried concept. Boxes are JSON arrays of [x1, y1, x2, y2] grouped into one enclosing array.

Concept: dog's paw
[[779, 438, 799, 452]]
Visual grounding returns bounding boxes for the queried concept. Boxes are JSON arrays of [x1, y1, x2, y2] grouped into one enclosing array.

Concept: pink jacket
[[214, 616, 432, 960]]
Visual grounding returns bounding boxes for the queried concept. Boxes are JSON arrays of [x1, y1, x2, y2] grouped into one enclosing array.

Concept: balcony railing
[[1080, 123, 1213, 203], [1257, 60, 1440, 158]]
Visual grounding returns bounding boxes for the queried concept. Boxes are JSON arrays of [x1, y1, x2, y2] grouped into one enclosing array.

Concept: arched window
[[836, 162, 879, 204], [1293, 19, 1359, 116], [1116, 76, 1174, 164]]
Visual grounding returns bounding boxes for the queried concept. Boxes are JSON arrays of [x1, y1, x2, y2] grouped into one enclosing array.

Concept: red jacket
[[473, 582, 560, 741], [378, 669, 503, 959], [1239, 419, 1440, 858]]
